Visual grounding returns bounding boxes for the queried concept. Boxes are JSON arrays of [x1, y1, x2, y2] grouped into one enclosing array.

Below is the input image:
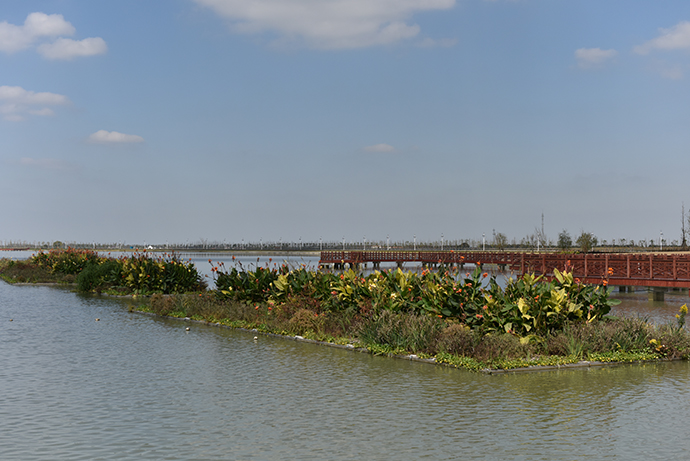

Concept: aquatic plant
[[213, 262, 617, 338], [31, 247, 103, 275], [677, 304, 688, 330]]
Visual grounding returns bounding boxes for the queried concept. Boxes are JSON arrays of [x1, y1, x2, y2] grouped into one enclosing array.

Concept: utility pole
[[682, 203, 688, 249]]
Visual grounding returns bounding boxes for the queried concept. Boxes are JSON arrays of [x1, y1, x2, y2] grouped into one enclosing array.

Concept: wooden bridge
[[319, 251, 690, 297]]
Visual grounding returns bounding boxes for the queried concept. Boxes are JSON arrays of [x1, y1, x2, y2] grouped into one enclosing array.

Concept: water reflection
[[2, 281, 690, 460]]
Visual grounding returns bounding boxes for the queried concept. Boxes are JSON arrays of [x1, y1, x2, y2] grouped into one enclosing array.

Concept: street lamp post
[[660, 231, 664, 251], [482, 233, 485, 251], [387, 234, 390, 251], [414, 234, 416, 251], [441, 233, 444, 251]]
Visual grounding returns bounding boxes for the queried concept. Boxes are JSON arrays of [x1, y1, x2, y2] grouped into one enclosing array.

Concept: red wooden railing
[[319, 251, 690, 288]]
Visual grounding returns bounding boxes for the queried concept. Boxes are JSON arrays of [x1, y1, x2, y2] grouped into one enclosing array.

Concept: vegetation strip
[[131, 307, 671, 374], [1, 248, 689, 372]]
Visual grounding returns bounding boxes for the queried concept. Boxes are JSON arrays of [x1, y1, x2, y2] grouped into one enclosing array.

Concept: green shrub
[[32, 248, 102, 275], [76, 259, 122, 292], [437, 323, 474, 356], [357, 310, 444, 353]]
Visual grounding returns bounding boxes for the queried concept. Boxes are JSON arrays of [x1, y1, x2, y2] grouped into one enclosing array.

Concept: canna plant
[[213, 260, 618, 339]]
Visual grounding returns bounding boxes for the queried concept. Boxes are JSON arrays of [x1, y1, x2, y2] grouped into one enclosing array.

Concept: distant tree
[[494, 232, 508, 250], [52, 241, 63, 249], [522, 233, 538, 249], [576, 231, 598, 253], [557, 229, 572, 250]]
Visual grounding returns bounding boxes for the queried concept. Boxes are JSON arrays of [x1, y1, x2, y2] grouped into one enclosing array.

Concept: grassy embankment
[[1, 248, 689, 372]]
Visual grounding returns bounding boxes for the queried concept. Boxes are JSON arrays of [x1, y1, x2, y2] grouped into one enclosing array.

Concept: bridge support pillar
[[372, 262, 380, 269], [396, 261, 403, 269], [649, 288, 665, 302]]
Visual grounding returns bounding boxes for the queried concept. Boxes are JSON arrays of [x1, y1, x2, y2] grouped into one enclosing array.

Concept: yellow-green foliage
[[213, 264, 617, 337], [31, 248, 103, 275]]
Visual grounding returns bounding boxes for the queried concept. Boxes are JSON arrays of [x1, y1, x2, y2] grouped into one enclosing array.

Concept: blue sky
[[3, 0, 690, 246]]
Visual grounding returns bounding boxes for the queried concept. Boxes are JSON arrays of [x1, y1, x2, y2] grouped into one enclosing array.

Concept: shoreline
[[131, 307, 670, 374]]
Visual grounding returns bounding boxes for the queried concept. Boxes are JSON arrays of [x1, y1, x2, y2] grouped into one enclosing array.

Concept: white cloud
[[88, 130, 145, 144], [192, 0, 455, 49], [0, 12, 74, 53], [0, 85, 70, 121], [364, 143, 396, 152], [575, 47, 617, 68], [0, 12, 105, 59], [38, 37, 107, 60], [634, 21, 690, 55], [23, 12, 76, 37]]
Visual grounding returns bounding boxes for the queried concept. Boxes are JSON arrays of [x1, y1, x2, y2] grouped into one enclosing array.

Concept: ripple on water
[[2, 282, 690, 460]]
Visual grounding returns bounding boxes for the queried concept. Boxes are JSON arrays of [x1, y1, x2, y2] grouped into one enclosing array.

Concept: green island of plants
[[1, 249, 689, 372], [0, 248, 206, 294]]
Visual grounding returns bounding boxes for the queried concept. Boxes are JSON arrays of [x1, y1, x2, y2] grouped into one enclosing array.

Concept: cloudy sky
[[3, 0, 690, 246]]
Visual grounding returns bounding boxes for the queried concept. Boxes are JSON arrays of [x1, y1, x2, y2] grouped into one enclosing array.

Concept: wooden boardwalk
[[319, 250, 690, 290]]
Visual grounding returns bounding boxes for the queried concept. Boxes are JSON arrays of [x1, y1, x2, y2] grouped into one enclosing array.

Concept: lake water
[[2, 279, 690, 460]]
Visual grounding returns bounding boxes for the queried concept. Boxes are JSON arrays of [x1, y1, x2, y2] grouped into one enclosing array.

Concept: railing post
[[604, 253, 609, 280], [649, 254, 653, 279], [674, 255, 677, 280], [584, 254, 588, 278], [626, 254, 630, 279]]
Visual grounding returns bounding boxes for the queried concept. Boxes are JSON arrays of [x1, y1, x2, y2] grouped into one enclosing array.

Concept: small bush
[[150, 294, 179, 316], [76, 260, 122, 293], [437, 323, 474, 356], [357, 310, 444, 353], [546, 318, 653, 357], [473, 333, 533, 362], [288, 308, 322, 335]]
